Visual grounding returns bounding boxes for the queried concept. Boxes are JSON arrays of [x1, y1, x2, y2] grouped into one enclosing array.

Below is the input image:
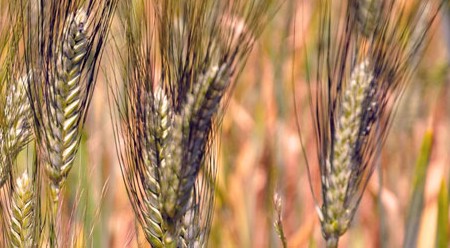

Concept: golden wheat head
[[9, 172, 35, 248]]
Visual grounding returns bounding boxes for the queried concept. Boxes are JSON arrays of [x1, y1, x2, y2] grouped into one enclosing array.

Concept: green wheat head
[[0, 1, 32, 189], [112, 0, 276, 246], [23, 0, 117, 206], [320, 60, 373, 240], [0, 74, 32, 188], [309, 0, 446, 247], [44, 9, 88, 205], [21, 0, 117, 245]]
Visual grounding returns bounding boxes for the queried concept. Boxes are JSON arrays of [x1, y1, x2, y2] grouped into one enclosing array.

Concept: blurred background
[[51, 0, 450, 247]]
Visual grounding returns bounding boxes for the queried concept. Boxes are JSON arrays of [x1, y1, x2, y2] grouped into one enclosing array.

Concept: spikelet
[[45, 9, 88, 204], [9, 172, 35, 248]]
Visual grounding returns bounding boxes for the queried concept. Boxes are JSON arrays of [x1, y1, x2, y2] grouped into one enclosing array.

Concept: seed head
[[307, 1, 445, 246]]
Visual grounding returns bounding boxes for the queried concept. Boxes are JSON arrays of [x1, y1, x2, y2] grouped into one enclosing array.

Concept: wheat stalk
[[9, 172, 35, 248]]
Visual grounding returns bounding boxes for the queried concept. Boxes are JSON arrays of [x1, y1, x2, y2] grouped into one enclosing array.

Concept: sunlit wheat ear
[[141, 87, 172, 248], [162, 65, 226, 220], [0, 74, 32, 187], [45, 9, 87, 205], [9, 172, 35, 248], [114, 1, 276, 246], [320, 60, 373, 245], [155, 66, 225, 246], [308, 1, 445, 247]]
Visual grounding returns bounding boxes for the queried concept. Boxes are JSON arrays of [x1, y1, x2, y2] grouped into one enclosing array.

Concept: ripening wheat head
[[308, 0, 445, 246], [9, 172, 36, 248], [111, 0, 276, 246], [0, 3, 37, 247], [0, 1, 32, 189], [22, 0, 117, 209], [0, 74, 33, 187]]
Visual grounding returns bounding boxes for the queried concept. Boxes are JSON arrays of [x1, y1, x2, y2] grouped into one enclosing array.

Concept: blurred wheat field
[[4, 0, 450, 247]]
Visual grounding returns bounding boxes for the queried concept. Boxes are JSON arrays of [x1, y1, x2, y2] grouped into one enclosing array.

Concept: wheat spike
[[22, 0, 117, 244], [9, 172, 35, 248], [114, 1, 276, 246], [162, 65, 225, 220], [141, 87, 173, 247], [45, 9, 88, 203], [0, 74, 32, 187], [320, 60, 373, 245], [310, 1, 445, 247]]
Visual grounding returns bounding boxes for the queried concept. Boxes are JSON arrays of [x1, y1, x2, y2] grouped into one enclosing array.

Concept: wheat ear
[[9, 172, 35, 248], [141, 87, 174, 247], [320, 61, 373, 246], [0, 75, 32, 187], [45, 9, 88, 205], [141, 71, 222, 246], [114, 1, 276, 246], [162, 65, 225, 219], [310, 1, 445, 247]]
